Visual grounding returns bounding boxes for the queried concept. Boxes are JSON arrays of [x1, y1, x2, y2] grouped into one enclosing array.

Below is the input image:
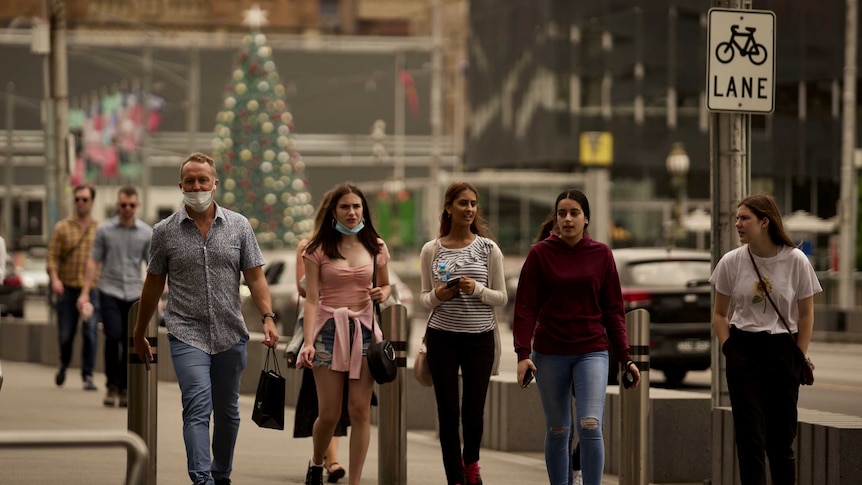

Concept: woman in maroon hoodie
[[513, 189, 640, 485]]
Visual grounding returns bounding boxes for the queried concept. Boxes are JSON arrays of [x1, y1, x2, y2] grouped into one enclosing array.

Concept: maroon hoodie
[[513, 233, 630, 364]]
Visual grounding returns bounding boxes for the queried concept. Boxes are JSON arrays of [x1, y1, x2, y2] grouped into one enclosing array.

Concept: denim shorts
[[312, 317, 373, 367]]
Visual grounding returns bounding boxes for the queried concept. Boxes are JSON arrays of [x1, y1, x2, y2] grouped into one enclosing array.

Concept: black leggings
[[724, 326, 803, 485], [425, 327, 495, 485]]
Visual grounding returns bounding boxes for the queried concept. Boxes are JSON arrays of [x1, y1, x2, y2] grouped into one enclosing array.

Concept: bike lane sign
[[707, 8, 776, 113]]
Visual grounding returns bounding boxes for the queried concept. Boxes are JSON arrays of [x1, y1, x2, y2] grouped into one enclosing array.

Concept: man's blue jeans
[[533, 350, 609, 485], [169, 334, 248, 485], [56, 287, 98, 378]]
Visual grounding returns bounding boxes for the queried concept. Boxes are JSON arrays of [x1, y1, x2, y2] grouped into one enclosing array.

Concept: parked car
[[0, 255, 25, 318], [19, 248, 49, 296], [614, 247, 712, 386], [240, 250, 414, 337]]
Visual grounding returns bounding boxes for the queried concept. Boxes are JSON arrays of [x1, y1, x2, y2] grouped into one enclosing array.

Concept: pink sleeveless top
[[303, 240, 390, 378]]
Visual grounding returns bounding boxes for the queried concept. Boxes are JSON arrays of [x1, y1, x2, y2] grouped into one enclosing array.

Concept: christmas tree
[[212, 6, 315, 249]]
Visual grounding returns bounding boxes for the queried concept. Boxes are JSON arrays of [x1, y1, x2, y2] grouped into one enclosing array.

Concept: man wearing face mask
[[132, 152, 279, 485]]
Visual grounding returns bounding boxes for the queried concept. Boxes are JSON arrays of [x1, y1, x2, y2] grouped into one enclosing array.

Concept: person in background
[[47, 185, 99, 391], [709, 193, 821, 485], [513, 189, 640, 485], [79, 186, 152, 408], [133, 152, 279, 485], [296, 182, 391, 485], [419, 182, 507, 485]]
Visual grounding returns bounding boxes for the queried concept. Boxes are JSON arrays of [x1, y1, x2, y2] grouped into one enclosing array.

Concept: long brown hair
[[739, 193, 795, 247], [534, 210, 558, 244], [306, 182, 382, 259], [437, 182, 491, 238]]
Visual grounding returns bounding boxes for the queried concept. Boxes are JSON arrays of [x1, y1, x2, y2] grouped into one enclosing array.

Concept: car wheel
[[663, 368, 687, 387]]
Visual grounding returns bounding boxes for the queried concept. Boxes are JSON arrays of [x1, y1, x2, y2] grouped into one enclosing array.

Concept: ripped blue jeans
[[532, 350, 608, 485]]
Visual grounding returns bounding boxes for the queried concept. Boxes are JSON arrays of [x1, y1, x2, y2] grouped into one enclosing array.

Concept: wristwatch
[[261, 312, 277, 324]]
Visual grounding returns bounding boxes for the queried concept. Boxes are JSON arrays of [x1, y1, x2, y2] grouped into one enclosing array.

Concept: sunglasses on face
[[119, 203, 137, 209], [75, 197, 90, 203]]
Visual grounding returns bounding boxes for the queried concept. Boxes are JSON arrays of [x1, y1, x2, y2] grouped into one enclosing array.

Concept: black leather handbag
[[366, 253, 397, 384]]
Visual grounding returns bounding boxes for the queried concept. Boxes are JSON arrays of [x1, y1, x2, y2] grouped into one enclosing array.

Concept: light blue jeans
[[169, 334, 248, 485], [533, 350, 609, 485]]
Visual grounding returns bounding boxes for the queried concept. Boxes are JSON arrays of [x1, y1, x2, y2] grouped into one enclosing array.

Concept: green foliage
[[212, 30, 314, 249]]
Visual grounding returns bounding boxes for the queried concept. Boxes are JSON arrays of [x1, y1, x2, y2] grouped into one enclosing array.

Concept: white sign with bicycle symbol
[[707, 8, 775, 113]]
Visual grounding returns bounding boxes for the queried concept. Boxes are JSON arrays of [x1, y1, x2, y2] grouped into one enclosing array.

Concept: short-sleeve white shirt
[[709, 245, 822, 334]]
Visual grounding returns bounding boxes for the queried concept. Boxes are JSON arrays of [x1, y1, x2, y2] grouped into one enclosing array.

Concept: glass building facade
[[466, 0, 855, 251]]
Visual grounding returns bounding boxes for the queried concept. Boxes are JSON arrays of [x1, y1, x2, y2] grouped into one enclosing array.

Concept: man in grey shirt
[[80, 186, 152, 408], [133, 152, 279, 485]]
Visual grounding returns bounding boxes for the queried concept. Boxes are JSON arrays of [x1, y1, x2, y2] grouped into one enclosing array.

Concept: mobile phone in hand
[[445, 276, 462, 288], [622, 369, 635, 389], [521, 369, 534, 388]]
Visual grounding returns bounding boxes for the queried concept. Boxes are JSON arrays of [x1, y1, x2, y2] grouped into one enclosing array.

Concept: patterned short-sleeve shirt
[[149, 204, 264, 354]]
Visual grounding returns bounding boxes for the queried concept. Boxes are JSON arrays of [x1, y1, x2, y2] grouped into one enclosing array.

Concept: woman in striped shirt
[[419, 182, 508, 485]]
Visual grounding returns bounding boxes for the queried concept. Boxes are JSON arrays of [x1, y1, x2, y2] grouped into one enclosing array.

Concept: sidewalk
[[0, 360, 628, 485]]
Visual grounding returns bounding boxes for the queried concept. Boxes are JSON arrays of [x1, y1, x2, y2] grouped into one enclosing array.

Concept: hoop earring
[[445, 212, 451, 218]]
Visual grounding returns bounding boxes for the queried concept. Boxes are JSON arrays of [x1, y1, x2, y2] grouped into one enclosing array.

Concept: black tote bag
[[252, 347, 286, 430]]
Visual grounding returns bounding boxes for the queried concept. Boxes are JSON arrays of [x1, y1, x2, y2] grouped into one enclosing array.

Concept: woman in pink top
[[297, 182, 391, 485]]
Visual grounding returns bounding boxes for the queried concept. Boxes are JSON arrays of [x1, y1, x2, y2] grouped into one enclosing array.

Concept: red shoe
[[464, 461, 482, 485]]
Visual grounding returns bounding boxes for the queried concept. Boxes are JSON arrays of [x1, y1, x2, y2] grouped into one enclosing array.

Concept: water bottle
[[438, 261, 450, 283]]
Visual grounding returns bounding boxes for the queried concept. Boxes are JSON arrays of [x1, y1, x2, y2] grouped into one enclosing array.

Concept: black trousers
[[425, 327, 495, 485], [724, 326, 803, 485], [100, 293, 134, 391]]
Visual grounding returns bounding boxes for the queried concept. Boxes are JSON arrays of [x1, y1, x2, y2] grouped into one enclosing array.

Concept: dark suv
[[613, 248, 712, 386]]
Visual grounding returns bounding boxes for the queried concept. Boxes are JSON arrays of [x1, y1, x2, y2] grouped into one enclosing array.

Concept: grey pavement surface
[[0, 360, 629, 485]]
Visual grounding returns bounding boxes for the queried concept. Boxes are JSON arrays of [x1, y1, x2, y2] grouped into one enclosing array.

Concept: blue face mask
[[335, 220, 364, 235]]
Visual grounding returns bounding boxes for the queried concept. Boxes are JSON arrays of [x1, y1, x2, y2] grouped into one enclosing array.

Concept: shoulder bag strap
[[748, 247, 797, 343], [422, 240, 440, 343]]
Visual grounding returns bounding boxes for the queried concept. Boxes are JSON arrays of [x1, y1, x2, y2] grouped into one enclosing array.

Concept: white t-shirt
[[709, 245, 822, 334]]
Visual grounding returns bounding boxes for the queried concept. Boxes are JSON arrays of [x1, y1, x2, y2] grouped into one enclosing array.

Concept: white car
[[19, 254, 49, 296]]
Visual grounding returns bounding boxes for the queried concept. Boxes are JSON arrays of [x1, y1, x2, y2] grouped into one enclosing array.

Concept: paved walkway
[[0, 360, 632, 485]]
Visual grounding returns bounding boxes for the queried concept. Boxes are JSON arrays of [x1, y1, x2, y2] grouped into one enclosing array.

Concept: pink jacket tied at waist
[[314, 303, 383, 379]]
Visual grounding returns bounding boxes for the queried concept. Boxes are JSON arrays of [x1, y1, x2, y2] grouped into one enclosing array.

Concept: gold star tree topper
[[243, 4, 269, 29]]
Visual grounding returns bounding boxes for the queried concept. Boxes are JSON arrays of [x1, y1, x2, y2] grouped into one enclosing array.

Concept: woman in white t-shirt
[[709, 193, 822, 485]]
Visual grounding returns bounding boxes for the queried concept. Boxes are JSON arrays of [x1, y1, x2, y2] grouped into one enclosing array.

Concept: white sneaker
[[573, 470, 583, 485]]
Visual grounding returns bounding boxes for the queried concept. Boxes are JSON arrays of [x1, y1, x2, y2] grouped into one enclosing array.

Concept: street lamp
[[666, 142, 690, 248]]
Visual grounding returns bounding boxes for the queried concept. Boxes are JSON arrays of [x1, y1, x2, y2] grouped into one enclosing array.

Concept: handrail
[[0, 430, 149, 485]]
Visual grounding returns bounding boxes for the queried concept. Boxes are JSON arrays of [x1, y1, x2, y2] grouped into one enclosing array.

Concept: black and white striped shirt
[[428, 237, 496, 333]]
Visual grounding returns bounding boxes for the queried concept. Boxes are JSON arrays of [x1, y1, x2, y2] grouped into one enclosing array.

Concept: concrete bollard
[[620, 308, 650, 485], [378, 303, 408, 485], [127, 300, 157, 485]]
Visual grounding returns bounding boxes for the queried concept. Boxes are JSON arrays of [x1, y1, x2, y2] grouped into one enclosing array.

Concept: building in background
[[466, 0, 851, 257], [0, 0, 470, 254]]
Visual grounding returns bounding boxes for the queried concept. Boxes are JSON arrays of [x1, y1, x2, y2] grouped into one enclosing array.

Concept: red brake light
[[622, 290, 652, 309], [4, 276, 22, 287]]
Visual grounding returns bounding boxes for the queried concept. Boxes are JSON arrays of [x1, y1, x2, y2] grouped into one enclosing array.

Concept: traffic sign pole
[[708, 3, 754, 485]]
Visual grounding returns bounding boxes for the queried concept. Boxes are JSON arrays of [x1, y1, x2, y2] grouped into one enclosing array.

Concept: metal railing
[[0, 430, 149, 485]]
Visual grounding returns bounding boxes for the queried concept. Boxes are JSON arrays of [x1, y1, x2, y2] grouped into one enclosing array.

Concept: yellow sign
[[579, 132, 613, 167]]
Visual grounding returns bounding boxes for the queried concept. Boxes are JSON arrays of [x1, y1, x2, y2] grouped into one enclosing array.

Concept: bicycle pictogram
[[715, 25, 767, 65]]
